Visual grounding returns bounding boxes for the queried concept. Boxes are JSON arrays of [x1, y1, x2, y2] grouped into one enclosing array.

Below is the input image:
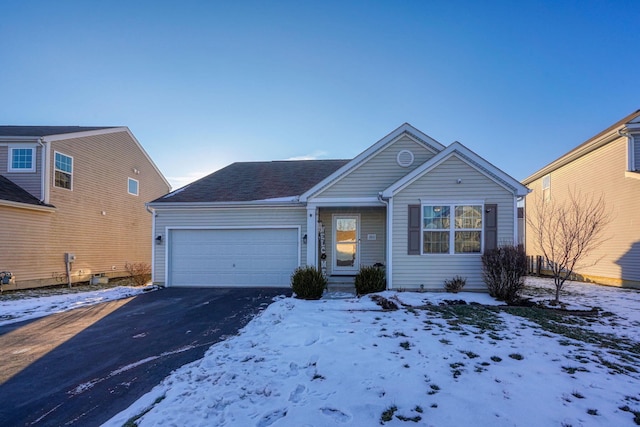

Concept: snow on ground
[[98, 278, 640, 427], [0, 285, 154, 326], [2, 279, 639, 426]]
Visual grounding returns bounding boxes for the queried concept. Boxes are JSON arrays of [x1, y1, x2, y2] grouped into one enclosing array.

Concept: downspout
[[619, 128, 635, 171], [378, 192, 392, 290], [37, 137, 51, 204], [146, 204, 157, 285]]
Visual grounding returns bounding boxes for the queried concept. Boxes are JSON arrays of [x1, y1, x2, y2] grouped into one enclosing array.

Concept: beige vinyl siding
[[153, 206, 307, 285], [318, 207, 386, 273], [0, 145, 43, 199], [392, 155, 516, 290], [525, 135, 640, 286], [2, 130, 170, 289], [317, 136, 437, 198]]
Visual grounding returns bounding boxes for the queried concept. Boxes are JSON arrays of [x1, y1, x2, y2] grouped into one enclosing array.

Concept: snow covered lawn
[[98, 278, 640, 427], [2, 279, 639, 426]]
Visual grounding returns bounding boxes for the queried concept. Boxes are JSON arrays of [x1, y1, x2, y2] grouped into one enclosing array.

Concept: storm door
[[332, 214, 360, 274]]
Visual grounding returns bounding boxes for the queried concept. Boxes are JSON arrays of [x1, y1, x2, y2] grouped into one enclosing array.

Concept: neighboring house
[[148, 123, 527, 291], [522, 110, 640, 288], [0, 126, 171, 290]]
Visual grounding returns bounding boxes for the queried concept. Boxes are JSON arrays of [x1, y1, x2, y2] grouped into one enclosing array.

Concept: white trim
[[420, 201, 484, 255], [164, 225, 301, 287], [331, 214, 360, 274], [128, 177, 139, 196], [513, 196, 519, 245], [300, 123, 445, 202], [307, 197, 384, 207], [396, 149, 414, 167], [383, 142, 529, 198], [148, 202, 305, 210], [0, 199, 56, 212], [386, 198, 393, 289], [7, 145, 36, 172], [306, 205, 317, 267], [53, 151, 73, 191], [625, 171, 640, 180], [628, 135, 636, 171]]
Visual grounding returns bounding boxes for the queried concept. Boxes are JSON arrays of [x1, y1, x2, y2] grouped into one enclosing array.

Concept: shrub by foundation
[[354, 265, 386, 295], [291, 266, 327, 300], [444, 275, 466, 293], [481, 245, 527, 303]]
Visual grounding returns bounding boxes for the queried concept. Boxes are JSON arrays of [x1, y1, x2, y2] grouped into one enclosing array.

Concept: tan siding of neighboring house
[[392, 155, 516, 290], [0, 144, 44, 199], [3, 130, 170, 289], [152, 206, 307, 285], [317, 136, 437, 198], [318, 207, 386, 273], [525, 135, 640, 287]]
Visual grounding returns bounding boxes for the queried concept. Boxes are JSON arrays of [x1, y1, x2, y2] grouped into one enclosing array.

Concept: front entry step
[[326, 276, 356, 294]]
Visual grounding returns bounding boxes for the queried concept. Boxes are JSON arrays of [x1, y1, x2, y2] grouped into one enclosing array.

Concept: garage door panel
[[169, 228, 299, 287]]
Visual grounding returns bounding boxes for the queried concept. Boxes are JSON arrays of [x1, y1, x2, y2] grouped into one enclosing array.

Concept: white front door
[[332, 214, 360, 274]]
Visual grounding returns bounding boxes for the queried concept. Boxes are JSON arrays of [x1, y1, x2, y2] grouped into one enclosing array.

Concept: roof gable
[[382, 141, 529, 198], [522, 109, 640, 184], [153, 159, 349, 204], [301, 123, 445, 201]]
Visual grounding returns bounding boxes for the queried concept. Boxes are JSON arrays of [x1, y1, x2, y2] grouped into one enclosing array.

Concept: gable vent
[[397, 150, 414, 167]]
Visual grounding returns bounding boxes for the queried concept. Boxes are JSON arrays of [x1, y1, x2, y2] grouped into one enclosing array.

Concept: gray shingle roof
[[154, 159, 350, 203], [0, 126, 116, 137], [0, 175, 51, 207]]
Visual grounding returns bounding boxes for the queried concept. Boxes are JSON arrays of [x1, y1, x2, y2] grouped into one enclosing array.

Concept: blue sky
[[2, 1, 639, 189]]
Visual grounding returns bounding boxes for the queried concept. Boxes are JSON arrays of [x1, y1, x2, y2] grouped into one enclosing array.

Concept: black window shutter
[[408, 204, 421, 255], [484, 204, 498, 252]]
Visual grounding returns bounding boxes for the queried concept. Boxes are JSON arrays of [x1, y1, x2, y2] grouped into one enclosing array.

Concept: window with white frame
[[54, 152, 73, 189], [8, 147, 35, 172], [422, 203, 483, 254], [542, 174, 550, 201], [128, 177, 139, 196]]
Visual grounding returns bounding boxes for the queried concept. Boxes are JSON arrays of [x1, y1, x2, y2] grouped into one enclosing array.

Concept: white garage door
[[168, 228, 299, 287]]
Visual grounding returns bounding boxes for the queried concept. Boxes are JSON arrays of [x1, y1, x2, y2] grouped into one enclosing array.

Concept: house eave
[[522, 109, 640, 185], [0, 199, 56, 212], [147, 200, 306, 210]]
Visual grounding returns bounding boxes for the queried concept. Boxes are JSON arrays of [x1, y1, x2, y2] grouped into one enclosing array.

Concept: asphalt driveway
[[0, 287, 290, 426]]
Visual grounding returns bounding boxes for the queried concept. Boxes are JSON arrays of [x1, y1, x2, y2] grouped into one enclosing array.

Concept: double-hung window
[[422, 203, 483, 254], [8, 147, 35, 172], [54, 152, 73, 190]]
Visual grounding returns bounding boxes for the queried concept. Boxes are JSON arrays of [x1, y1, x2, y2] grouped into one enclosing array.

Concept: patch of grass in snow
[[449, 362, 465, 378], [587, 408, 599, 416], [380, 405, 398, 423], [508, 353, 524, 360], [123, 395, 166, 427], [562, 366, 589, 374], [399, 341, 411, 350], [490, 356, 502, 362], [571, 390, 585, 399], [619, 405, 640, 425], [459, 350, 480, 359], [439, 338, 452, 345], [427, 384, 440, 395]]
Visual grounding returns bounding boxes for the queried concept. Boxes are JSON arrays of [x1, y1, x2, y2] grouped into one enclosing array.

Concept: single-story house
[[148, 123, 528, 291]]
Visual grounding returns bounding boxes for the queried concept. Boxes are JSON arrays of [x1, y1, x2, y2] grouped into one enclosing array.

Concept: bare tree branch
[[527, 187, 611, 303]]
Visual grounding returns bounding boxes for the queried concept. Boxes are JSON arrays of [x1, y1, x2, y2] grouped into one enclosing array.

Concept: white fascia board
[[307, 197, 384, 207], [300, 123, 445, 202], [383, 142, 529, 198], [0, 200, 56, 212]]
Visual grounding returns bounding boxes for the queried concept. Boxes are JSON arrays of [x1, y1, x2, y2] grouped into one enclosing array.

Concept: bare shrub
[[125, 262, 152, 287], [482, 245, 527, 303], [527, 188, 611, 303], [444, 275, 466, 293]]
